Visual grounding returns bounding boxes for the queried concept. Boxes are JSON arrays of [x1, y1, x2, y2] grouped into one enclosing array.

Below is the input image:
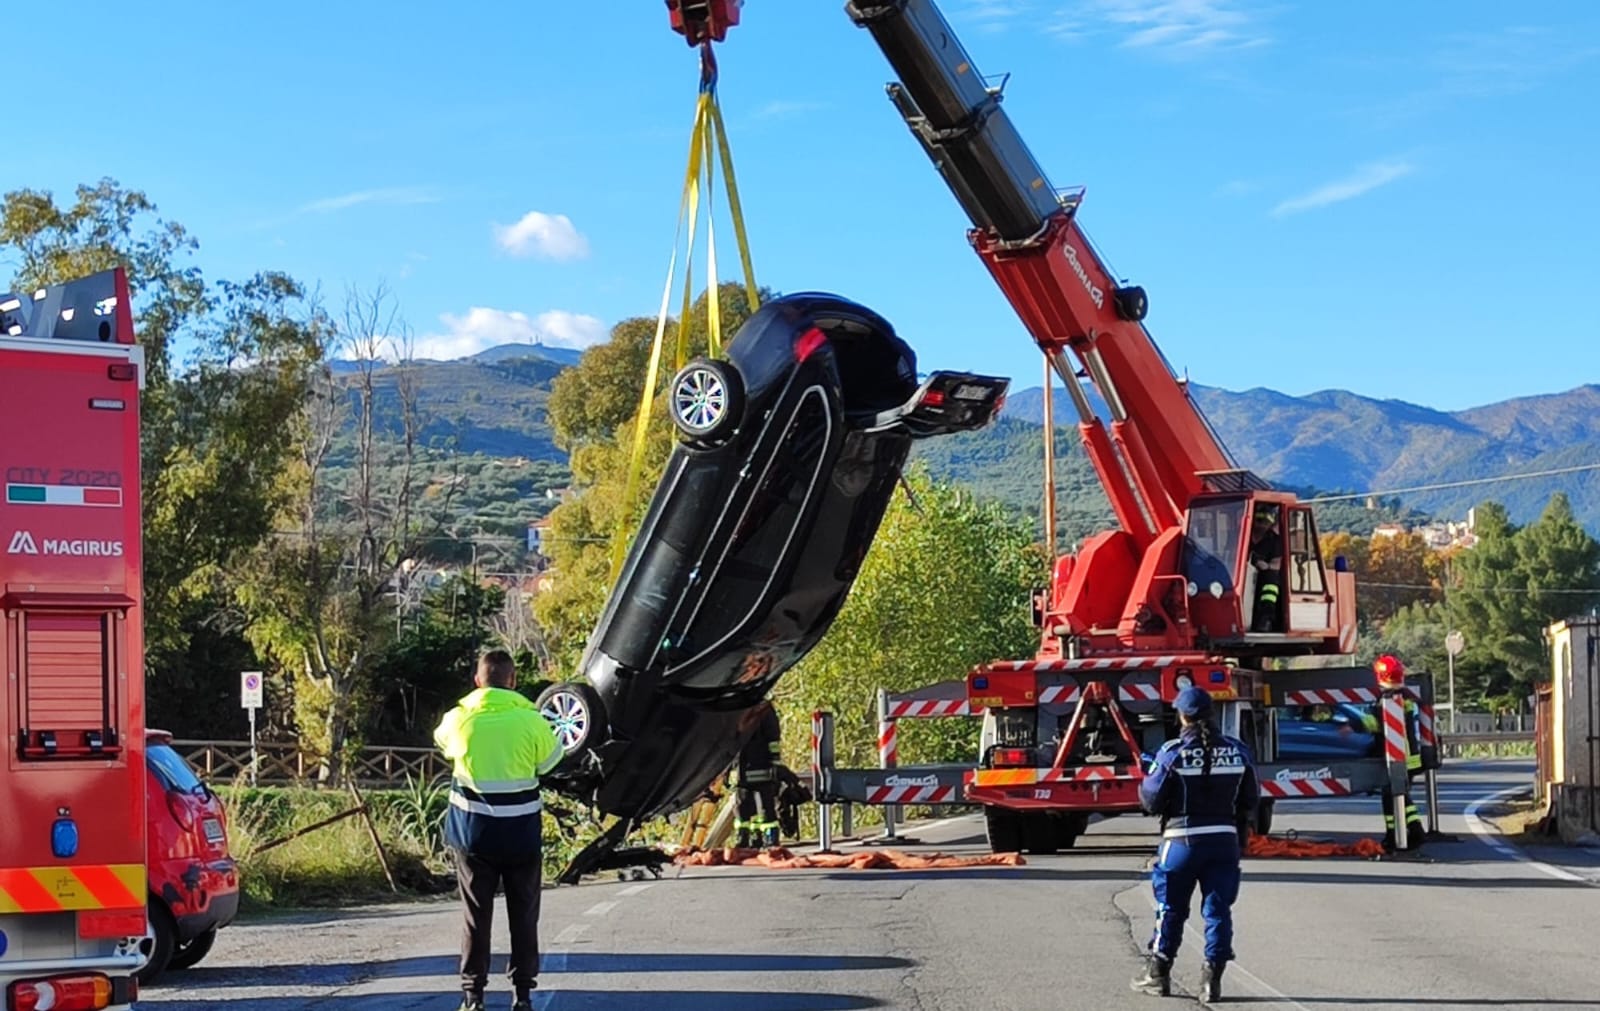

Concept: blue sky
[[7, 0, 1598, 411]]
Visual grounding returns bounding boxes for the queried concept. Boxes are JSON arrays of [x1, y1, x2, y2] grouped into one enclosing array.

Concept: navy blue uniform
[[1139, 723, 1261, 965]]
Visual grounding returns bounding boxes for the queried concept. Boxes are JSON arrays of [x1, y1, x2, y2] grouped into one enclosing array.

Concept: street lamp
[[1444, 630, 1465, 734]]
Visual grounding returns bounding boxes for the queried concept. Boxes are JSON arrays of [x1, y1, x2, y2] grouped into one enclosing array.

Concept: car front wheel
[[669, 358, 744, 444]]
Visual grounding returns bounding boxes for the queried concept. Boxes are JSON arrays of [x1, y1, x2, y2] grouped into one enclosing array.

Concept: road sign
[[241, 670, 264, 710], [1445, 631, 1465, 656]]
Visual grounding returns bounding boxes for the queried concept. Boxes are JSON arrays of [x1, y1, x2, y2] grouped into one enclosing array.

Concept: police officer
[[434, 650, 564, 1011], [733, 702, 784, 848], [1132, 686, 1261, 1005]]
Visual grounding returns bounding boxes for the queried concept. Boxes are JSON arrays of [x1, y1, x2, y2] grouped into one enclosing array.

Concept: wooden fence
[[1437, 732, 1537, 760], [173, 740, 450, 789]]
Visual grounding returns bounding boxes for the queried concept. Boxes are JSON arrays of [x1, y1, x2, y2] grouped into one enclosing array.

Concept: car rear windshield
[[148, 743, 205, 794]]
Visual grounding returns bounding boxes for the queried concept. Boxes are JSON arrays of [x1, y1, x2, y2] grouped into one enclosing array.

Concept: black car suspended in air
[[536, 292, 1006, 875]]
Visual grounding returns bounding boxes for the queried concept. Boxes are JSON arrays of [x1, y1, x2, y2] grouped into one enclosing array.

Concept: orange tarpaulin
[[674, 846, 1027, 870], [1245, 833, 1386, 859]]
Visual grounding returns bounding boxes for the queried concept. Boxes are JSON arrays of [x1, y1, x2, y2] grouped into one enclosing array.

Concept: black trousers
[[455, 848, 542, 995], [736, 779, 780, 839]]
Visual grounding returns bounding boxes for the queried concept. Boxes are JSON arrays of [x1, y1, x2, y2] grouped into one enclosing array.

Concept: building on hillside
[[528, 517, 554, 556], [1372, 523, 1405, 539], [1544, 616, 1600, 842]]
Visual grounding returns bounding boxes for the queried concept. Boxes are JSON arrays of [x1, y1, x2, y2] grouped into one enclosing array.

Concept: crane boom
[[844, 0, 1355, 659]]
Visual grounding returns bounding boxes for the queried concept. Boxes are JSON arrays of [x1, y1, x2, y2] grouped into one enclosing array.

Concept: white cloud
[[296, 186, 439, 215], [755, 99, 826, 120], [1272, 160, 1415, 218], [408, 307, 609, 360], [492, 211, 590, 260], [1087, 0, 1269, 52]]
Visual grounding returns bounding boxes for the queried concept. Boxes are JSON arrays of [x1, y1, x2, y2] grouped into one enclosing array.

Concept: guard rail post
[[875, 687, 907, 844], [812, 710, 838, 854], [842, 802, 854, 838]]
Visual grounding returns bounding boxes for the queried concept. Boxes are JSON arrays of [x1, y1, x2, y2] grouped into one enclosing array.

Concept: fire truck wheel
[[1254, 798, 1275, 836], [983, 806, 1024, 854], [166, 927, 218, 971], [134, 900, 177, 985], [1023, 814, 1060, 855]]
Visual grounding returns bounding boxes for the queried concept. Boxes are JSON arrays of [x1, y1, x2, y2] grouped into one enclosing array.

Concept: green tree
[[370, 575, 506, 745], [771, 469, 1048, 770], [0, 180, 325, 730], [1452, 495, 1600, 685]]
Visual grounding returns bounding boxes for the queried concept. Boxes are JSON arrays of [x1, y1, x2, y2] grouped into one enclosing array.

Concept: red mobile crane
[[673, 0, 1437, 853]]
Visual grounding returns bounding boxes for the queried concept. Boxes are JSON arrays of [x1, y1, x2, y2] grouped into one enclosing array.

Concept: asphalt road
[[138, 759, 1600, 1011]]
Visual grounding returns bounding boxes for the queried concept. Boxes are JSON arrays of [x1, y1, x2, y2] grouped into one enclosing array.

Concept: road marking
[[1464, 784, 1589, 885], [617, 882, 654, 897], [552, 923, 591, 945], [584, 900, 619, 917]]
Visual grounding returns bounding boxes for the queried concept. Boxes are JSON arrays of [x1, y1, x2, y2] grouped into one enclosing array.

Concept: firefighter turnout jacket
[[735, 705, 784, 784], [1139, 724, 1261, 841], [434, 686, 563, 861]]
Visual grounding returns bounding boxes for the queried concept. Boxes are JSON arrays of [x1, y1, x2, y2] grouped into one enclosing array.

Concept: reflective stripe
[[1162, 824, 1238, 839], [457, 776, 541, 793], [450, 791, 543, 817]]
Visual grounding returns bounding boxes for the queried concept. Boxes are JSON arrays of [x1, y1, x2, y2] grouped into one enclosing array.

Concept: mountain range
[[331, 343, 1600, 533]]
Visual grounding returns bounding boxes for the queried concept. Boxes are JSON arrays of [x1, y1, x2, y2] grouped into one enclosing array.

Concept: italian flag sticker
[[5, 484, 122, 508]]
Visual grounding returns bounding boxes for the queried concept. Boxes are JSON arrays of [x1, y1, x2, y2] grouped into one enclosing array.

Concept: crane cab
[[1181, 494, 1357, 656]]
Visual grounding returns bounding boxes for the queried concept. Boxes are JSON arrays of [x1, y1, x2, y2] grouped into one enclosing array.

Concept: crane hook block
[[667, 0, 743, 46]]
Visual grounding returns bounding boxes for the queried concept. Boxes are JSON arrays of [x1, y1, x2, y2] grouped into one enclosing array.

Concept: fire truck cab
[[0, 270, 146, 1010]]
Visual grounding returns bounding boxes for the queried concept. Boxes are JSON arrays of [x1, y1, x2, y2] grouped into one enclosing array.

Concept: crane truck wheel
[[1254, 798, 1275, 836], [984, 806, 1024, 854], [1053, 811, 1090, 850]]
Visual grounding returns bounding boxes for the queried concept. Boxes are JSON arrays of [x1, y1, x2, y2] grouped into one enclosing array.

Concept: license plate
[[203, 818, 225, 845], [953, 383, 991, 401]]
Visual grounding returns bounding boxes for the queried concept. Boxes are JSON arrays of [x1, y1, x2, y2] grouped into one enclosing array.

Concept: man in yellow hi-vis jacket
[[434, 650, 563, 1011]]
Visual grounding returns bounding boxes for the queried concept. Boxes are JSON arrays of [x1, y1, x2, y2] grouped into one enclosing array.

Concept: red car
[[135, 730, 240, 983]]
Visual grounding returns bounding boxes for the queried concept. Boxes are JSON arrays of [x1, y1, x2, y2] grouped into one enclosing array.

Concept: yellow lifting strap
[[611, 47, 761, 578]]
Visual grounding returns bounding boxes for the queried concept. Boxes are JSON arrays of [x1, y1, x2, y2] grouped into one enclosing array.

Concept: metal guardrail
[[1437, 733, 1536, 759], [172, 740, 449, 789]]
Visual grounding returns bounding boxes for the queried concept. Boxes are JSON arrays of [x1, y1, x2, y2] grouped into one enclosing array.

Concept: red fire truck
[[0, 269, 146, 1010]]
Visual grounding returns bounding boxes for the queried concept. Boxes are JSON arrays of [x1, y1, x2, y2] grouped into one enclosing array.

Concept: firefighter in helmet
[[1370, 654, 1425, 852], [1247, 504, 1283, 632], [732, 702, 785, 848]]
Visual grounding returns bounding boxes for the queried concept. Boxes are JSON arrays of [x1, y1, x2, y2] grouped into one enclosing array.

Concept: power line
[[1360, 580, 1600, 596], [1304, 462, 1600, 504]]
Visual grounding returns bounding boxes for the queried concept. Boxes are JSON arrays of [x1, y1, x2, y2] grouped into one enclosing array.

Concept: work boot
[[1200, 961, 1224, 1004], [512, 1000, 533, 1011], [456, 995, 484, 1011], [1130, 955, 1171, 996], [764, 827, 780, 848]]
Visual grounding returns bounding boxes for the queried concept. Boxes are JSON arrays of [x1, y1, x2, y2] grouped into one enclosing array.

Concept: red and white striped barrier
[[1119, 683, 1161, 702], [866, 783, 960, 805], [878, 718, 897, 767], [1261, 775, 1353, 798], [988, 655, 1191, 672], [1382, 696, 1409, 765], [885, 698, 972, 718], [1281, 687, 1380, 706], [1039, 683, 1080, 704]]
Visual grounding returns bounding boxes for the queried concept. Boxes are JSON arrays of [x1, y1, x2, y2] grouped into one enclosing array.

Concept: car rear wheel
[[537, 682, 607, 756], [166, 927, 218, 971], [669, 358, 744, 444]]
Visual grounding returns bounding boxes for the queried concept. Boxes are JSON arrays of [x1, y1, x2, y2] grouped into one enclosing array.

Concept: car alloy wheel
[[668, 358, 743, 443], [541, 690, 590, 750]]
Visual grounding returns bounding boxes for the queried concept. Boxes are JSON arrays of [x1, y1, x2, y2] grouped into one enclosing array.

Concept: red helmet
[[1373, 654, 1406, 688]]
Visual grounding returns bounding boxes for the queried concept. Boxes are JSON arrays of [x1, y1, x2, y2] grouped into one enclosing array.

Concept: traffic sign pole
[[242, 671, 264, 787], [1444, 632, 1465, 735]]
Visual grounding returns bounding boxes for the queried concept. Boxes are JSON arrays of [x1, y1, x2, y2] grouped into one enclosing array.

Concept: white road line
[[552, 923, 591, 945], [584, 900, 619, 917], [617, 882, 655, 897], [1464, 785, 1589, 885]]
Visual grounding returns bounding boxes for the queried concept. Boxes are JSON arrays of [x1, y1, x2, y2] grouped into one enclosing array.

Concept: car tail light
[[166, 792, 195, 831], [992, 747, 1032, 767], [921, 388, 946, 407], [794, 327, 827, 362], [8, 974, 113, 1011]]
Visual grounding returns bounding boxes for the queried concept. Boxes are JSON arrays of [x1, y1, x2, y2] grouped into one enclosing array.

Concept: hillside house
[[527, 517, 554, 556]]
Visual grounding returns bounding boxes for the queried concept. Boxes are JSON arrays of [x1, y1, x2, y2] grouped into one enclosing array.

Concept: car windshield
[[148, 743, 205, 794]]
